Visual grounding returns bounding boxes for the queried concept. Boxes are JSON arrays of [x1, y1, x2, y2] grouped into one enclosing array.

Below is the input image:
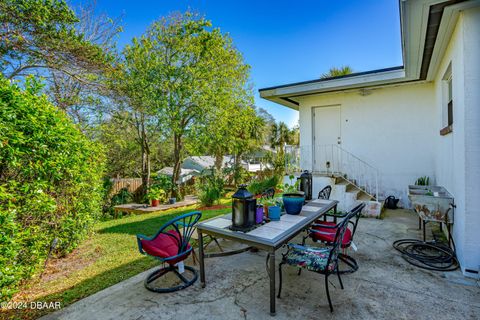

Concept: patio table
[[196, 199, 338, 316]]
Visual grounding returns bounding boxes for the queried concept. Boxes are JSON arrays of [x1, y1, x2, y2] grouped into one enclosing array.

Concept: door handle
[[337, 137, 341, 145]]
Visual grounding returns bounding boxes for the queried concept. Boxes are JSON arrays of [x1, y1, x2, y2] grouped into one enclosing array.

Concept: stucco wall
[[298, 82, 436, 205], [434, 8, 480, 276]]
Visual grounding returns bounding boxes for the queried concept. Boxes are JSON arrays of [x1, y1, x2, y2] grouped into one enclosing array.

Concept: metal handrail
[[284, 144, 379, 200]]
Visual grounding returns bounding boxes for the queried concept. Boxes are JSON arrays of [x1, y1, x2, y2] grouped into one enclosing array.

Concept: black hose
[[393, 239, 458, 271]]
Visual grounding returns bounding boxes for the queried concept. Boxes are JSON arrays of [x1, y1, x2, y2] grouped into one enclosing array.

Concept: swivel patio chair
[[305, 203, 365, 273], [278, 209, 358, 312], [318, 185, 332, 200], [136, 211, 201, 293]]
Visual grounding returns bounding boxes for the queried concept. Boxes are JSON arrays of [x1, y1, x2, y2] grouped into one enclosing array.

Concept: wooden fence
[[110, 178, 143, 196]]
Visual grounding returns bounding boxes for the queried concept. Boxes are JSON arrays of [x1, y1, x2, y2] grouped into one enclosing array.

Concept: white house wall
[[434, 8, 480, 277], [298, 82, 436, 205]]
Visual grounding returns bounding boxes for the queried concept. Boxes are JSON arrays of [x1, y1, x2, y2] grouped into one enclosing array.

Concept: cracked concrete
[[41, 210, 480, 320]]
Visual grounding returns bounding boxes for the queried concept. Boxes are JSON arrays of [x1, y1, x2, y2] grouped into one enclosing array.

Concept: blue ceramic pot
[[282, 194, 305, 215], [268, 206, 281, 221]]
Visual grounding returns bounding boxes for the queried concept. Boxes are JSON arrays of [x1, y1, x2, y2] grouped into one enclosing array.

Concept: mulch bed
[[197, 204, 230, 211]]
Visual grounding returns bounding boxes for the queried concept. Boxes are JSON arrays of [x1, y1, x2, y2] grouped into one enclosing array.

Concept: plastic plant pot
[[268, 206, 281, 221], [169, 198, 176, 204], [256, 205, 264, 224], [151, 199, 160, 207]]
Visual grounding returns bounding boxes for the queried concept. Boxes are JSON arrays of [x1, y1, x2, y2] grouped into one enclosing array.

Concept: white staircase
[[285, 144, 383, 217]]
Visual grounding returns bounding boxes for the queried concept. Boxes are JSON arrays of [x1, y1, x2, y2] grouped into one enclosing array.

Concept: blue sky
[[90, 0, 402, 127]]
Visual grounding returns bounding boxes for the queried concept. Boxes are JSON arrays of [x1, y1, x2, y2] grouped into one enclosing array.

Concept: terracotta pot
[[151, 199, 160, 207]]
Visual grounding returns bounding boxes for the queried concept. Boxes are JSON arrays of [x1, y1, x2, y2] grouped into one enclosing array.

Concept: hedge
[[0, 76, 105, 301]]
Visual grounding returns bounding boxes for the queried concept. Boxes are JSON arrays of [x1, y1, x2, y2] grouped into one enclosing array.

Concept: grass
[[1, 197, 232, 320]]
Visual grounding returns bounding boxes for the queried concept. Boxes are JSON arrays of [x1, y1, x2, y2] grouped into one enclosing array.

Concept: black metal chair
[[261, 187, 275, 199], [136, 211, 201, 293], [318, 185, 332, 200], [278, 208, 360, 312], [306, 203, 365, 273]]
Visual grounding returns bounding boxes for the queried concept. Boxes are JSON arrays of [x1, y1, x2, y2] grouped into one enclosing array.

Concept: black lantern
[[298, 170, 313, 200], [231, 184, 256, 231]]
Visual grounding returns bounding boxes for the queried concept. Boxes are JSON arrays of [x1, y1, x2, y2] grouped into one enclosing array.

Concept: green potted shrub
[[280, 175, 305, 215], [147, 187, 166, 207]]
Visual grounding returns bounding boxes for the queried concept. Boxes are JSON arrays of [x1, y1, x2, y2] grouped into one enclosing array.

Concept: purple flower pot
[[256, 206, 264, 224]]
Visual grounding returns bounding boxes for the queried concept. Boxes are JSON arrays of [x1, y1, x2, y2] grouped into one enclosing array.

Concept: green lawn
[[4, 199, 231, 320]]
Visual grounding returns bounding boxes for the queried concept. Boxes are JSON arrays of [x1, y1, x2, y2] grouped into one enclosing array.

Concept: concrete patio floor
[[42, 209, 480, 320]]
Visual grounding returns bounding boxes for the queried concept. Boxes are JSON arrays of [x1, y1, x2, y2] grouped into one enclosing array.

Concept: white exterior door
[[312, 105, 341, 173]]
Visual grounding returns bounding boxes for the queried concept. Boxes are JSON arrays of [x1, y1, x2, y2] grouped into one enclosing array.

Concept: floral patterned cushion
[[284, 243, 335, 272]]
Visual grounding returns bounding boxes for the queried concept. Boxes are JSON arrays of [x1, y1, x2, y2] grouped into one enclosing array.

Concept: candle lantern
[[231, 184, 256, 231], [298, 170, 313, 200]]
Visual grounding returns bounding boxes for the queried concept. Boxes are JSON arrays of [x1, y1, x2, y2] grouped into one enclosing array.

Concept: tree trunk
[[140, 130, 150, 200], [214, 152, 223, 172], [234, 152, 243, 186], [172, 132, 182, 198]]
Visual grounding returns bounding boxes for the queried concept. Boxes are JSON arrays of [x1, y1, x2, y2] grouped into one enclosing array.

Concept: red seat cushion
[[141, 230, 191, 265], [311, 221, 352, 248]]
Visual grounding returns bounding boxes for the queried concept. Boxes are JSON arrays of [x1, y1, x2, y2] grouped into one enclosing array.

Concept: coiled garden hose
[[393, 239, 458, 271]]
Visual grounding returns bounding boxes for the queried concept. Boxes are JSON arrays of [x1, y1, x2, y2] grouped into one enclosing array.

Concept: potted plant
[[147, 187, 165, 207], [264, 198, 281, 221], [280, 175, 305, 215]]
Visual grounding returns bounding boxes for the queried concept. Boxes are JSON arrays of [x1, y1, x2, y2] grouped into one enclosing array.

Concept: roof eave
[[260, 68, 407, 109]]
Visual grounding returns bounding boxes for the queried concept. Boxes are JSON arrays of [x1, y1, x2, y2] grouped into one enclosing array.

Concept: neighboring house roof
[[158, 167, 199, 177], [183, 156, 235, 170], [259, 0, 476, 109]]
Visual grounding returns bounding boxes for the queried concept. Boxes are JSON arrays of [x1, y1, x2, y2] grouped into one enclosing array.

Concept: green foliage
[[278, 175, 300, 194], [320, 66, 354, 79], [268, 121, 297, 176], [415, 176, 430, 186], [119, 11, 253, 196], [247, 176, 280, 195], [196, 171, 225, 207], [0, 0, 114, 81], [146, 186, 166, 202], [0, 76, 105, 301], [110, 187, 133, 206], [151, 174, 173, 192]]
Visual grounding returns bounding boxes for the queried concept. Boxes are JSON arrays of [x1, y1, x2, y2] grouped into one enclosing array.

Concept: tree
[[0, 0, 114, 80], [121, 12, 251, 197], [270, 121, 295, 153], [47, 1, 123, 126], [320, 65, 353, 79], [188, 104, 263, 173], [269, 121, 295, 175], [0, 0, 119, 129]]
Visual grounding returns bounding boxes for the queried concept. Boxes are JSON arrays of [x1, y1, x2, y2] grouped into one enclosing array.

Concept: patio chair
[[136, 211, 201, 293], [261, 187, 275, 199], [277, 209, 359, 312], [305, 203, 365, 273], [318, 185, 332, 200]]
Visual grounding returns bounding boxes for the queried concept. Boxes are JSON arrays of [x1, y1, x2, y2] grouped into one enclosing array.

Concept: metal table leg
[[269, 251, 276, 316], [333, 205, 338, 224], [422, 220, 426, 242], [198, 230, 206, 288]]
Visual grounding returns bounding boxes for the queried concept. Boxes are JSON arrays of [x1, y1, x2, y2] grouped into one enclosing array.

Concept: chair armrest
[[136, 234, 150, 254], [323, 212, 348, 218]]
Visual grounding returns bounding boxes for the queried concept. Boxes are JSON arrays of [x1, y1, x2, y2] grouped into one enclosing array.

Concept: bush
[[247, 175, 280, 195], [0, 76, 105, 301], [196, 170, 225, 207]]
